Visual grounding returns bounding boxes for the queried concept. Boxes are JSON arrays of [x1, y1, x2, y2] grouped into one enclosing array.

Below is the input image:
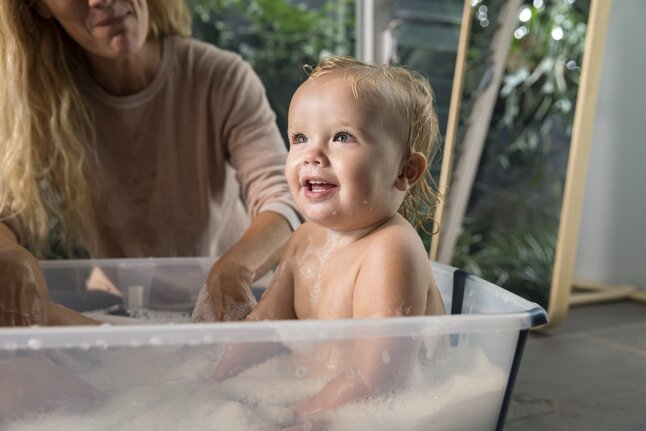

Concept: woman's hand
[[192, 211, 293, 322], [0, 222, 99, 326], [0, 237, 49, 326], [192, 260, 257, 322]]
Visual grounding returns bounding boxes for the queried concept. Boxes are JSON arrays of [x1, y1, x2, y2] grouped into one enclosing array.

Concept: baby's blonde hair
[[0, 0, 191, 256], [307, 56, 440, 232]]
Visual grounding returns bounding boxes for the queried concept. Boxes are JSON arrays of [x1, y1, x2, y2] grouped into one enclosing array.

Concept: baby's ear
[[395, 152, 427, 191]]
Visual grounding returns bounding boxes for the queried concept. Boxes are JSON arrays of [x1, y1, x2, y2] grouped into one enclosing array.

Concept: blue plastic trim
[[450, 269, 469, 346], [527, 306, 548, 327], [496, 329, 529, 431], [451, 269, 469, 315]]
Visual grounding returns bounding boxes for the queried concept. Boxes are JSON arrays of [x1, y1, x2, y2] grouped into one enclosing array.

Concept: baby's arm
[[294, 231, 430, 417], [211, 243, 298, 381]]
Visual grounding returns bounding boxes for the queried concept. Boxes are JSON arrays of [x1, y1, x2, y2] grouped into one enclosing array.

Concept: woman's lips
[[95, 11, 130, 27]]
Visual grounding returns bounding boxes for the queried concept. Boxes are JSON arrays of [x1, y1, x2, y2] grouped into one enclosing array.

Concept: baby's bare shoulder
[[364, 216, 426, 257], [353, 219, 431, 317], [354, 220, 428, 286]]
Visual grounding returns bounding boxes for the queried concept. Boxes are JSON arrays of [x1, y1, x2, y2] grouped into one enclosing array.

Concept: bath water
[[6, 332, 506, 431]]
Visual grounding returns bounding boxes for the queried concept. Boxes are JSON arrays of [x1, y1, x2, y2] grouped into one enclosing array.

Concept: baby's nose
[[303, 147, 326, 165]]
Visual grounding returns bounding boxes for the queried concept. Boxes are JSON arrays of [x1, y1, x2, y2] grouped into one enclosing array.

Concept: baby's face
[[286, 74, 406, 232]]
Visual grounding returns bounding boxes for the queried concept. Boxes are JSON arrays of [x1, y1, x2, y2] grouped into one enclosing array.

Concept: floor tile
[[505, 299, 646, 430], [505, 393, 646, 431], [507, 335, 646, 420], [589, 322, 646, 354], [544, 301, 646, 336]]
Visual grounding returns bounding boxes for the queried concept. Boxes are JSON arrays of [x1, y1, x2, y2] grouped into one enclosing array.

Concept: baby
[[212, 56, 446, 426]]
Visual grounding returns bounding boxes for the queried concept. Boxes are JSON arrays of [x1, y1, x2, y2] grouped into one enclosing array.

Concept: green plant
[[453, 0, 590, 303], [453, 224, 557, 308], [496, 0, 589, 168]]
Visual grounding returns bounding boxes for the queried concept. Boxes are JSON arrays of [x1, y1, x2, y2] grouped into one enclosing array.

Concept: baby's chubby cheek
[[285, 161, 303, 196]]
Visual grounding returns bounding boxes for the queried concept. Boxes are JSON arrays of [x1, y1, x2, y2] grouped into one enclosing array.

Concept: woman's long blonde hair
[[307, 56, 441, 233], [0, 1, 191, 256]]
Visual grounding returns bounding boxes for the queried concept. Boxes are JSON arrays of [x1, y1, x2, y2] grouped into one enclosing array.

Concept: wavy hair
[[0, 1, 191, 256], [306, 56, 441, 232]]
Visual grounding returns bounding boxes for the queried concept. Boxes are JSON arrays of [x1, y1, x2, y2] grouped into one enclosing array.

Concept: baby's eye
[[333, 132, 353, 143], [290, 133, 308, 145]]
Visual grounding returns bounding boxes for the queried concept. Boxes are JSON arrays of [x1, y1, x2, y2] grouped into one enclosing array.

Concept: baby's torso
[[289, 222, 441, 319], [292, 234, 361, 320], [286, 220, 445, 376]]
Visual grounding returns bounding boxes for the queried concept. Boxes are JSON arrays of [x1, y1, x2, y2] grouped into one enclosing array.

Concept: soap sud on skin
[[223, 297, 254, 321], [296, 232, 341, 312]]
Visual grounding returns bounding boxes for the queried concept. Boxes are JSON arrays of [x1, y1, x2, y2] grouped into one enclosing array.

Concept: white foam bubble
[[6, 339, 506, 431], [27, 338, 42, 350]]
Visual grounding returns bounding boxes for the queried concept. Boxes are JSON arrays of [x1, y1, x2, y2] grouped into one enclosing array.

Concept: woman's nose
[[89, 0, 114, 7]]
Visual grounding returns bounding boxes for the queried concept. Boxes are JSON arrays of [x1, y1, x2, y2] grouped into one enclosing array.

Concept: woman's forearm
[[47, 302, 100, 326], [217, 211, 293, 279]]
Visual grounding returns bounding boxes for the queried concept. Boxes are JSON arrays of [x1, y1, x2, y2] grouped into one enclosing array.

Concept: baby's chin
[[300, 210, 342, 228], [303, 209, 394, 233]]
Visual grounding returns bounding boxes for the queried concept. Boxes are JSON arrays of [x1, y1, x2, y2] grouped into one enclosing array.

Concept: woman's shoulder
[[170, 36, 239, 60], [166, 36, 261, 97], [168, 36, 247, 75]]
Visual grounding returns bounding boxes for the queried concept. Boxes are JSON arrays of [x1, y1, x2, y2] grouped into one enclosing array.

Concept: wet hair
[[306, 56, 440, 232], [0, 0, 191, 256]]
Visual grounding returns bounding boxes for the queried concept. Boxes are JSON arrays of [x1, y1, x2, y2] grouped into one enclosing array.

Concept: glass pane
[[381, 0, 466, 249], [451, 0, 591, 308], [388, 0, 465, 137], [188, 0, 357, 143]]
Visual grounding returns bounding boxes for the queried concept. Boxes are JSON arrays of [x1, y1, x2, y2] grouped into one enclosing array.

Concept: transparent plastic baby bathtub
[[0, 258, 546, 430]]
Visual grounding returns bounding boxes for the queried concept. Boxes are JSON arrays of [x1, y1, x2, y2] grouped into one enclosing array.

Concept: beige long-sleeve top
[[83, 36, 299, 258]]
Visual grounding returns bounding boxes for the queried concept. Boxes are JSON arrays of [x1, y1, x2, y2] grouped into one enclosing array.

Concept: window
[[189, 0, 356, 143]]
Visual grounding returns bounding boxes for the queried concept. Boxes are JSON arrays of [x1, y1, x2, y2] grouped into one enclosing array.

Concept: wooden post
[[545, 0, 613, 328], [433, 0, 522, 264]]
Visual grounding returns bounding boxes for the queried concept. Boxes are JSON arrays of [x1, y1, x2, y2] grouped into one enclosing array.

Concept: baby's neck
[[321, 213, 399, 248]]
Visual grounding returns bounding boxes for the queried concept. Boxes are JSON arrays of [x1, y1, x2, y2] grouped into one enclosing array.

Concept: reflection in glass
[[451, 0, 591, 307]]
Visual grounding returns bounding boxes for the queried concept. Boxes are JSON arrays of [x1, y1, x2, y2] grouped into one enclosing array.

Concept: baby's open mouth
[[301, 178, 338, 197], [307, 180, 336, 193]]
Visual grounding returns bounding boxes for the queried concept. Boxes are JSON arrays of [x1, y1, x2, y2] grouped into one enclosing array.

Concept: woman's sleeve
[[217, 58, 301, 230]]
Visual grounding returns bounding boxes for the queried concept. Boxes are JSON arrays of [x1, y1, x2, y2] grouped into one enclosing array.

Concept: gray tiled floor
[[505, 301, 646, 430]]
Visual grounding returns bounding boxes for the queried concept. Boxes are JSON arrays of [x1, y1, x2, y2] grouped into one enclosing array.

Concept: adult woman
[[0, 0, 300, 326]]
